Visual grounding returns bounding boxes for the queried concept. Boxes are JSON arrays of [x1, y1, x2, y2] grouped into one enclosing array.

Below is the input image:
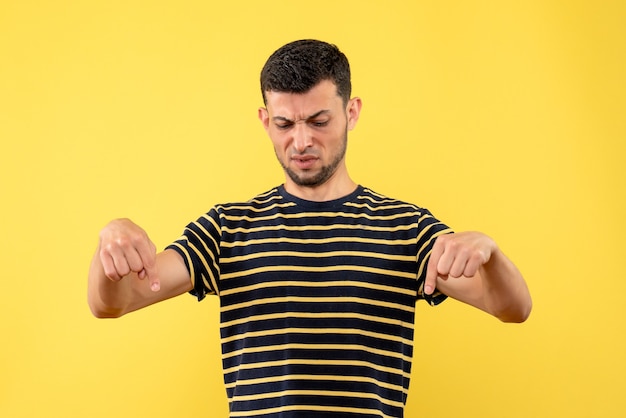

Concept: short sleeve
[[166, 208, 222, 301], [414, 208, 454, 306]]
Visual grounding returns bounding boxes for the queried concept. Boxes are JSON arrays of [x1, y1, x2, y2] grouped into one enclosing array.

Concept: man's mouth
[[291, 155, 318, 169]]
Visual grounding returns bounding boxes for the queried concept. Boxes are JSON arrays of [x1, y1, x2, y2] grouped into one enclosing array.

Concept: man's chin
[[286, 169, 329, 188]]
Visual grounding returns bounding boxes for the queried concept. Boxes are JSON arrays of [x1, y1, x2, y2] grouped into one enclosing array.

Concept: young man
[[88, 39, 531, 418]]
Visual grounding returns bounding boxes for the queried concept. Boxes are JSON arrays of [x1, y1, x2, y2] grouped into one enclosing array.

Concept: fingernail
[[424, 285, 432, 295], [151, 282, 161, 292]]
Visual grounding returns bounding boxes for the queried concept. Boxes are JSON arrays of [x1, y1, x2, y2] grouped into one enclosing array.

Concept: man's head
[[260, 39, 352, 106], [258, 40, 361, 200]]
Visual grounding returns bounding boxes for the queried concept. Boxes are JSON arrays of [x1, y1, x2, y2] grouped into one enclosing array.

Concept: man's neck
[[283, 175, 357, 202]]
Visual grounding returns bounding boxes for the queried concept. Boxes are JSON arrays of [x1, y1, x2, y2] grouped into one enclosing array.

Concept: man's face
[[259, 80, 361, 190]]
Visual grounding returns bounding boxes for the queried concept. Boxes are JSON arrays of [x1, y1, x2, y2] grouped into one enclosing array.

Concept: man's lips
[[291, 155, 318, 169]]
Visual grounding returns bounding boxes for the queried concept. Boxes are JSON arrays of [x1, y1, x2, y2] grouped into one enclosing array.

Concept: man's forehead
[[264, 81, 342, 117]]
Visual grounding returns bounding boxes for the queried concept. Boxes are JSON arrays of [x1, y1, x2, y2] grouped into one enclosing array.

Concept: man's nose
[[292, 122, 313, 152]]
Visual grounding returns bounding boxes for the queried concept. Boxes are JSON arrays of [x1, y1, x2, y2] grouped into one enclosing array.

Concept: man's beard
[[278, 131, 347, 188]]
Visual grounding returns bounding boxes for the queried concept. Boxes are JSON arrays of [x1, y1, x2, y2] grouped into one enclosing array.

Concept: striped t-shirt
[[167, 185, 452, 418]]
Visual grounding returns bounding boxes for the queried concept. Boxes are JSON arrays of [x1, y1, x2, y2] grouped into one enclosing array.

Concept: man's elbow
[[90, 307, 123, 319], [88, 295, 125, 319], [496, 299, 533, 323]]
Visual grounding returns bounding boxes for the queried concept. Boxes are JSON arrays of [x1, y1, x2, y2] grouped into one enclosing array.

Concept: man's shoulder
[[356, 186, 427, 214], [212, 186, 286, 213]]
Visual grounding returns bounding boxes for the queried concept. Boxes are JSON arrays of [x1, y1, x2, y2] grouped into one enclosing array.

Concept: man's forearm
[[480, 248, 532, 323], [88, 250, 132, 318]]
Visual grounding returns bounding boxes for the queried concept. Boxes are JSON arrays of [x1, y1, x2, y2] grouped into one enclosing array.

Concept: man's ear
[[346, 97, 362, 131], [258, 107, 270, 132]]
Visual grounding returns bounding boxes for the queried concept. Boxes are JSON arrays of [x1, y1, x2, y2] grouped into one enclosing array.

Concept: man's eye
[[276, 123, 293, 130], [311, 120, 329, 127]]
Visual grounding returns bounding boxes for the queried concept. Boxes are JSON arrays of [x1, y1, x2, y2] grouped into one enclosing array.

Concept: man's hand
[[98, 218, 161, 292], [424, 231, 496, 295]]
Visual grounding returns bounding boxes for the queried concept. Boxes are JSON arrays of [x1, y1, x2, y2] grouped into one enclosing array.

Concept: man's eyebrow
[[272, 109, 331, 123]]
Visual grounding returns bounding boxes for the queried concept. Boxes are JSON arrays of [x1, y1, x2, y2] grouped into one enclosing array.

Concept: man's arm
[[424, 231, 532, 323], [88, 218, 192, 318]]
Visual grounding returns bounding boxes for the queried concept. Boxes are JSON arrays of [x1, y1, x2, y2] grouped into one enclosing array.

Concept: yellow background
[[1, 1, 624, 417]]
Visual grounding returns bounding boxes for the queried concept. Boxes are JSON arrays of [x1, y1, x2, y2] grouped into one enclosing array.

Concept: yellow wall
[[1, 1, 624, 417]]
